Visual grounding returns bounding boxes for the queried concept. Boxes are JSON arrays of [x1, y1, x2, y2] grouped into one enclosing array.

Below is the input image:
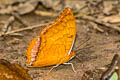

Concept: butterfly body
[[25, 8, 76, 67]]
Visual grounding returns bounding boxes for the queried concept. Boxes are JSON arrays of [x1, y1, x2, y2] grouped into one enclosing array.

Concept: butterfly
[[101, 54, 120, 80], [25, 8, 76, 71]]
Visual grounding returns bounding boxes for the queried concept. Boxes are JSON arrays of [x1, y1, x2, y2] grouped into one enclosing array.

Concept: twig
[[11, 12, 29, 27], [34, 10, 58, 17], [2, 16, 15, 33], [76, 14, 120, 32], [0, 23, 48, 37]]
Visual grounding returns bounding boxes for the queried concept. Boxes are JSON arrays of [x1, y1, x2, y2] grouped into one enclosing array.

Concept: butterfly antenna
[[74, 34, 90, 51]]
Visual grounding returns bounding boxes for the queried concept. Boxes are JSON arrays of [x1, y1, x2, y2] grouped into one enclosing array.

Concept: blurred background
[[0, 0, 120, 80]]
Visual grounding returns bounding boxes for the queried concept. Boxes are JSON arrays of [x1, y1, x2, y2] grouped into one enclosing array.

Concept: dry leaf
[[39, 0, 64, 11], [101, 14, 120, 23], [0, 0, 38, 15], [0, 59, 32, 80]]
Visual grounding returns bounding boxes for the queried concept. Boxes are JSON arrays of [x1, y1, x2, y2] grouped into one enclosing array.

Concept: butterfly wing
[[101, 54, 120, 80], [25, 8, 76, 67], [109, 72, 118, 80]]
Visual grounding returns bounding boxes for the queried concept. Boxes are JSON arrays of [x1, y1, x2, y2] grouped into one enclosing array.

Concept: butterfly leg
[[47, 64, 59, 74], [63, 63, 76, 72]]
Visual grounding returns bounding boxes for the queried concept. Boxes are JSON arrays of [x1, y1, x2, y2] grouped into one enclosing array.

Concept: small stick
[[11, 12, 29, 27], [76, 14, 120, 32], [0, 23, 48, 36], [2, 16, 15, 33], [35, 10, 58, 17]]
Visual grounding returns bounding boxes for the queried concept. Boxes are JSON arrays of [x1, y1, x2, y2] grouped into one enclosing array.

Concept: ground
[[0, 3, 120, 80]]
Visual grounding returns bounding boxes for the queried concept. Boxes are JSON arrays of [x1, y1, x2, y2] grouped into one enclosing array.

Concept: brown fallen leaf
[[0, 0, 38, 15], [39, 0, 64, 11], [76, 13, 120, 32], [103, 1, 115, 15], [0, 59, 33, 80], [101, 14, 120, 23], [16, 0, 38, 15]]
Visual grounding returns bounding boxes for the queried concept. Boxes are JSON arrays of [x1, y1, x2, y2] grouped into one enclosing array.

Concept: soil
[[0, 12, 120, 80]]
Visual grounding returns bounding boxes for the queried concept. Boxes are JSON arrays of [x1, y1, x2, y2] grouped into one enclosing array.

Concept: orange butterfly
[[25, 8, 76, 71]]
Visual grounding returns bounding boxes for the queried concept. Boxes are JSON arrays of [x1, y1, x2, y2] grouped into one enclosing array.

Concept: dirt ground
[[0, 0, 120, 80]]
